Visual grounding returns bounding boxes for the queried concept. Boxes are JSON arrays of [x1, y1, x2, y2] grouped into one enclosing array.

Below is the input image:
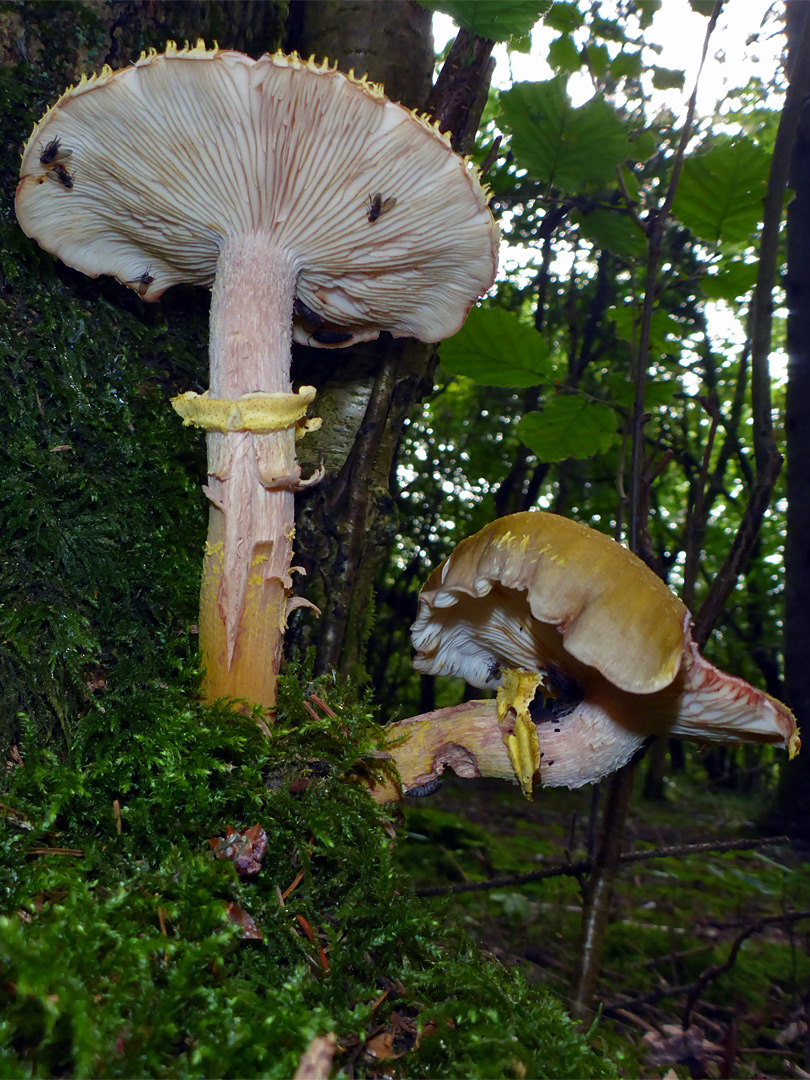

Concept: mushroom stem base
[[199, 500, 290, 712]]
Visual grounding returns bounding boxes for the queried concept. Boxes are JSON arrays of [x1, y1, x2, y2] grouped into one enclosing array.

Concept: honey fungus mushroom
[[15, 43, 499, 712], [374, 513, 799, 801]]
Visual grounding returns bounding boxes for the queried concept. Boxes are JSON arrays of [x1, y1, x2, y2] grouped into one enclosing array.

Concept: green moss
[[0, 233, 615, 1069], [0, 668, 617, 1078], [0, 33, 615, 1075]]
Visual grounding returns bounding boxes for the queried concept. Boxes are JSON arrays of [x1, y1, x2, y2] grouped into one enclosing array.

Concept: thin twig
[[26, 846, 84, 857], [682, 909, 810, 1028], [601, 909, 810, 1022], [683, 396, 721, 611], [414, 835, 788, 897], [629, 0, 723, 557], [694, 2, 810, 644], [572, 0, 723, 1027]]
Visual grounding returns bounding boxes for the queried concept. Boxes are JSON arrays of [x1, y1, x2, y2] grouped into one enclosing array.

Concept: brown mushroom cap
[[15, 44, 498, 344], [412, 511, 688, 695]]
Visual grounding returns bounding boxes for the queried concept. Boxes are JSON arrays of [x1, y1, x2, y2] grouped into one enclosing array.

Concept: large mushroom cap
[[412, 511, 688, 695], [16, 43, 499, 343]]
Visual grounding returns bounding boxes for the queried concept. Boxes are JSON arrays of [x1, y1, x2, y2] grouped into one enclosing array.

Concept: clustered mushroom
[[375, 512, 799, 801], [16, 42, 499, 713]]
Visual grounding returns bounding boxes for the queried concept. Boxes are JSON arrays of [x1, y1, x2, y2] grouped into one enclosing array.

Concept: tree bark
[[774, 0, 810, 841], [284, 4, 497, 680]]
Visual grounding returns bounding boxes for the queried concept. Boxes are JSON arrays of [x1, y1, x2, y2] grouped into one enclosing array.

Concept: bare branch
[[413, 836, 789, 897], [601, 909, 810, 1022], [682, 909, 810, 1028]]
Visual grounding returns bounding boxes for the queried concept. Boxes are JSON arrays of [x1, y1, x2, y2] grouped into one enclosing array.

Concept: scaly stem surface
[[199, 233, 299, 711]]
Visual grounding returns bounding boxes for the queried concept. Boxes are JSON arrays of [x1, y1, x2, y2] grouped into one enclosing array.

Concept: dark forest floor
[[394, 762, 810, 1080]]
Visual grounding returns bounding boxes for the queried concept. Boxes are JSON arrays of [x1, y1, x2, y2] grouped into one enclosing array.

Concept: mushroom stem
[[199, 233, 300, 711], [373, 658, 800, 802], [371, 699, 646, 802], [370, 700, 511, 803]]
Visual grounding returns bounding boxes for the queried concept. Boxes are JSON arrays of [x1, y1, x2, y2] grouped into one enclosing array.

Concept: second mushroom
[[374, 512, 799, 801], [15, 44, 499, 713]]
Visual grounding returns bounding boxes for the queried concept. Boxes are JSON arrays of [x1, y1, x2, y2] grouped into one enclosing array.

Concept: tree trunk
[[284, 3, 496, 682], [1, 1, 496, 738], [0, 1, 288, 749], [774, 0, 810, 842]]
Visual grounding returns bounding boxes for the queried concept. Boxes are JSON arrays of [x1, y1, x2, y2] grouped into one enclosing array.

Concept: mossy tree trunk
[[283, 0, 437, 683], [2, 1, 495, 741], [0, 1, 287, 749]]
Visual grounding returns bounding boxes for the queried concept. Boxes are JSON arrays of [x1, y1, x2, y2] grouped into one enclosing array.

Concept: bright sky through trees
[[432, 0, 787, 384], [433, 1, 784, 112]]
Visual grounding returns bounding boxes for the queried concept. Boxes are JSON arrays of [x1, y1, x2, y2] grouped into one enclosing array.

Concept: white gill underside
[[17, 53, 496, 340]]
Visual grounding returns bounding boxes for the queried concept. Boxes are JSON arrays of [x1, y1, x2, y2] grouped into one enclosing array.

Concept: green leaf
[[586, 43, 610, 78], [689, 0, 717, 14], [517, 396, 619, 461], [637, 0, 661, 26], [618, 165, 641, 201], [651, 66, 686, 91], [499, 78, 631, 190], [610, 52, 643, 81], [672, 137, 771, 245], [547, 33, 581, 73], [591, 15, 630, 43], [701, 259, 759, 300], [419, 0, 551, 41], [629, 129, 658, 164], [438, 307, 551, 386], [575, 208, 647, 260], [606, 371, 680, 409], [609, 307, 680, 356], [543, 0, 582, 32]]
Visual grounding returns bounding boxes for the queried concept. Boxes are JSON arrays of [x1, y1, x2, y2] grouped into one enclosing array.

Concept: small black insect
[[366, 191, 397, 224], [40, 137, 72, 166], [405, 777, 443, 798], [309, 328, 354, 346], [45, 162, 73, 189], [126, 267, 155, 297], [294, 297, 324, 328]]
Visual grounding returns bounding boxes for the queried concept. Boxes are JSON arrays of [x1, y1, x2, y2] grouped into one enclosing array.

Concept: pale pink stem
[[199, 233, 300, 711]]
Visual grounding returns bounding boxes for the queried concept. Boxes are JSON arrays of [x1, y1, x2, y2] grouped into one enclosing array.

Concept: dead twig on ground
[[601, 909, 810, 1024], [414, 835, 789, 897], [682, 910, 810, 1029]]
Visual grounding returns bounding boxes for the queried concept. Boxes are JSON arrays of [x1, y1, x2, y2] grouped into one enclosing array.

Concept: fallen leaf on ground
[[642, 1024, 720, 1074], [225, 901, 263, 940], [364, 1030, 400, 1060], [209, 824, 268, 876]]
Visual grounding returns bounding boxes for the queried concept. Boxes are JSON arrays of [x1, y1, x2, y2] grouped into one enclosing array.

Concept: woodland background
[[0, 0, 809, 1077]]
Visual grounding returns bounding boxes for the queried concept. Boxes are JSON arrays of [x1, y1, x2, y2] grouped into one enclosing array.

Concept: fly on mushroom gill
[[366, 192, 396, 223], [39, 137, 72, 166], [127, 268, 155, 297], [45, 163, 73, 189]]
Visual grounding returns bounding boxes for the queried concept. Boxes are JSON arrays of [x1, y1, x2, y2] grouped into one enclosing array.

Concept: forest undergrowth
[[396, 766, 810, 1080]]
